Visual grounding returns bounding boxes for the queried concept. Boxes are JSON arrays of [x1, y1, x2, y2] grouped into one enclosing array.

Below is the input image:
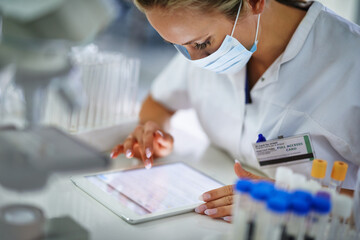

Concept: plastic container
[[275, 167, 293, 190], [310, 159, 327, 185], [231, 179, 253, 240], [306, 196, 331, 240], [286, 197, 310, 240], [329, 161, 348, 193]]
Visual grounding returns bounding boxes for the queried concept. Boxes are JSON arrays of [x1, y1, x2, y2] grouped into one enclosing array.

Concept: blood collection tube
[[306, 196, 331, 240], [289, 173, 307, 190], [286, 197, 310, 240], [249, 181, 275, 240], [329, 161, 348, 193], [231, 179, 253, 240], [275, 167, 293, 190], [310, 159, 327, 186], [262, 196, 289, 240], [327, 194, 353, 240]]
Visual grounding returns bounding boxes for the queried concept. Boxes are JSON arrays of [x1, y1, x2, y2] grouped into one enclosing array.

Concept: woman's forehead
[[146, 7, 228, 44]]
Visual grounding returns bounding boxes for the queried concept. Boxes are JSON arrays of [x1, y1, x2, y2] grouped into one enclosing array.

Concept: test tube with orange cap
[[311, 159, 327, 185], [329, 161, 348, 193]]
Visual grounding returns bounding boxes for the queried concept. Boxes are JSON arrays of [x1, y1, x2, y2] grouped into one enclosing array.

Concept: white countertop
[[0, 125, 238, 240]]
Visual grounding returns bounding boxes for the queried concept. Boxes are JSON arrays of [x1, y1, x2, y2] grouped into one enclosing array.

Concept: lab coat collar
[[281, 1, 323, 64]]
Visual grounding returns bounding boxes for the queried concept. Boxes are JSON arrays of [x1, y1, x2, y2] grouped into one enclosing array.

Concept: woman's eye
[[194, 40, 211, 50]]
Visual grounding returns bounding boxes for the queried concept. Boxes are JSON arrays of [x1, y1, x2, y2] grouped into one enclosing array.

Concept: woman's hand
[[110, 121, 174, 169], [195, 161, 271, 222]]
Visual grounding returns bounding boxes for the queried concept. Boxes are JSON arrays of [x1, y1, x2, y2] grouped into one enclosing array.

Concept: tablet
[[71, 162, 224, 224]]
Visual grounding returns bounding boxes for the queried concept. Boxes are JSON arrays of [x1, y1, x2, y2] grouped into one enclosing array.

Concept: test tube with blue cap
[[262, 196, 289, 240], [286, 196, 311, 240], [306, 196, 331, 240], [250, 181, 275, 240], [231, 179, 253, 240]]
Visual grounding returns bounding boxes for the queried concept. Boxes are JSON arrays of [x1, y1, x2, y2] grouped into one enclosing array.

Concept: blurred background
[[0, 0, 359, 134]]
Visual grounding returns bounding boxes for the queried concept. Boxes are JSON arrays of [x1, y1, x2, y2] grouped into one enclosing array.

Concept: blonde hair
[[133, 0, 308, 19], [133, 0, 242, 20]]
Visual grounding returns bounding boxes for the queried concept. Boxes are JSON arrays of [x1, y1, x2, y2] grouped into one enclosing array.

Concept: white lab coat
[[151, 1, 360, 189]]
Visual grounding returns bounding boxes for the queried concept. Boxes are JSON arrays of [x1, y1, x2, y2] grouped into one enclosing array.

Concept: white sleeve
[[150, 53, 192, 111]]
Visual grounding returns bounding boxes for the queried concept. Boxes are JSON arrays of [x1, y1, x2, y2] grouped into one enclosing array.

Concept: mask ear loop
[[230, 0, 243, 37], [254, 14, 261, 44]]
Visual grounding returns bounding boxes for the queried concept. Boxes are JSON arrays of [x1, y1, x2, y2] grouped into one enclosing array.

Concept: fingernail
[[110, 152, 114, 158], [144, 159, 152, 170], [223, 216, 232, 222], [235, 159, 240, 164], [199, 193, 211, 201], [204, 209, 217, 216], [194, 204, 207, 213], [126, 149, 132, 158], [145, 148, 152, 158], [156, 130, 164, 137]]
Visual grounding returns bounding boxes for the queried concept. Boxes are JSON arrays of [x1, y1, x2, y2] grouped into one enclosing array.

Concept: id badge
[[252, 134, 315, 168]]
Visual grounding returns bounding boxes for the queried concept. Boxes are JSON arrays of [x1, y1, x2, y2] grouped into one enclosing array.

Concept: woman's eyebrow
[[163, 34, 209, 45]]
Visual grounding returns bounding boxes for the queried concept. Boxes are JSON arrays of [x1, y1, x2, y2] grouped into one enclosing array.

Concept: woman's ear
[[247, 0, 266, 15]]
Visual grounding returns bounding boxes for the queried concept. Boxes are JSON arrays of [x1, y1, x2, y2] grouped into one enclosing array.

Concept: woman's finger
[[133, 126, 150, 168], [155, 130, 174, 149], [234, 160, 264, 180], [200, 185, 234, 202], [123, 135, 136, 158], [110, 144, 124, 159], [203, 205, 233, 219], [195, 195, 233, 214]]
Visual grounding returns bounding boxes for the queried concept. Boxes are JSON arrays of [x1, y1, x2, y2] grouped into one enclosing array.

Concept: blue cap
[[256, 134, 267, 143], [290, 198, 310, 216], [311, 196, 331, 214], [235, 179, 253, 193], [315, 191, 331, 200], [292, 190, 313, 203], [251, 181, 275, 202], [273, 189, 291, 200], [267, 197, 289, 214]]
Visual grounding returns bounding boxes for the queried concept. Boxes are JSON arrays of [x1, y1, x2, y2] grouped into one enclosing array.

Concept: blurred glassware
[[44, 44, 140, 132], [0, 65, 26, 128]]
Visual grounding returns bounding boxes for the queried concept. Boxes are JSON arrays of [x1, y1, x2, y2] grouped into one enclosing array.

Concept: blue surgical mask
[[174, 0, 261, 74]]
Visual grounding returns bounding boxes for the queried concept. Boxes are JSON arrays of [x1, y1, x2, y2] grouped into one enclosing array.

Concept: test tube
[[262, 196, 289, 240], [310, 159, 327, 186], [306, 196, 331, 240], [329, 161, 348, 193], [286, 197, 311, 240], [275, 167, 293, 190], [231, 179, 253, 240], [327, 194, 353, 240], [289, 173, 307, 190], [249, 181, 275, 240]]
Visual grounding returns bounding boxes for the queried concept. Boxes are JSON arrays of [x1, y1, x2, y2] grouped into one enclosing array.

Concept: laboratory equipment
[[287, 197, 310, 240], [231, 179, 253, 240], [263, 196, 289, 240], [310, 159, 327, 185], [328, 194, 352, 240], [44, 44, 140, 132], [306, 196, 331, 240], [275, 167, 293, 190], [0, 0, 117, 239], [329, 161, 348, 193]]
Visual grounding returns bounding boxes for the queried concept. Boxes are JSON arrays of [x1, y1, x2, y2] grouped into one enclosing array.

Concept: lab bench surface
[[0, 127, 237, 240]]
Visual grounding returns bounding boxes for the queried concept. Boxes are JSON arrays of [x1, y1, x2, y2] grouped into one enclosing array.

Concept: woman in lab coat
[[111, 0, 360, 220]]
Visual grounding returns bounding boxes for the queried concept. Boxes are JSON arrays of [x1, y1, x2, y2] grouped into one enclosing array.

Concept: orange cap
[[331, 161, 348, 181], [311, 159, 327, 179]]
